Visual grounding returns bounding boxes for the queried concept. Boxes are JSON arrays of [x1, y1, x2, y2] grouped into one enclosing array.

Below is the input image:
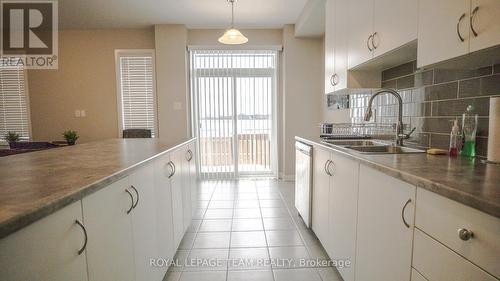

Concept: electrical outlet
[[74, 110, 81, 117]]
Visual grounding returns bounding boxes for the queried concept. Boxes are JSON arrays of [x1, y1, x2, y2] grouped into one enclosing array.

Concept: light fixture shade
[[218, 28, 248, 45]]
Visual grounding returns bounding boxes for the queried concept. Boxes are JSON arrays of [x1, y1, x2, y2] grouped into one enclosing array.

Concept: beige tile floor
[[164, 179, 344, 281]]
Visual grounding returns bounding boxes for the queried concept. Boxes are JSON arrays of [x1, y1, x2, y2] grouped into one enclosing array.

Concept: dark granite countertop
[[0, 138, 196, 239], [296, 136, 500, 219]]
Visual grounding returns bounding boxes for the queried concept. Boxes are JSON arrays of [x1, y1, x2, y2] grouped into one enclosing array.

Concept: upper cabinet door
[[417, 0, 470, 68], [348, 0, 374, 69], [83, 177, 136, 281], [333, 0, 349, 91], [0, 201, 88, 281], [324, 0, 336, 94], [372, 0, 417, 57], [469, 0, 500, 52], [355, 165, 415, 281]]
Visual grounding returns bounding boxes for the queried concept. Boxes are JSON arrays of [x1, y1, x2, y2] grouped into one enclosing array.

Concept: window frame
[[0, 63, 32, 145], [114, 49, 158, 138]]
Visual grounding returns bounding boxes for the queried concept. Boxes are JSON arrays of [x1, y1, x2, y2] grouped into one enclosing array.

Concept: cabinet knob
[[458, 228, 474, 241]]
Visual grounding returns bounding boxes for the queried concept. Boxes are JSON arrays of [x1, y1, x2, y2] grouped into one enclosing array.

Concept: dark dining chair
[[122, 129, 152, 138]]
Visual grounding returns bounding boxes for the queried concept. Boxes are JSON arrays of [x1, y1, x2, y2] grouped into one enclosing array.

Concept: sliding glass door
[[189, 50, 278, 179]]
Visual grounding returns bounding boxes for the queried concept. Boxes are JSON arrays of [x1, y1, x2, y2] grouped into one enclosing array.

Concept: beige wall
[[281, 25, 323, 178], [154, 25, 190, 143], [28, 29, 155, 143]]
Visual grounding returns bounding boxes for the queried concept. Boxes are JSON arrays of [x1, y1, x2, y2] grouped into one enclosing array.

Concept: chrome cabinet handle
[[470, 6, 479, 37], [186, 150, 193, 162], [330, 75, 336, 86], [168, 161, 176, 178], [130, 185, 139, 209], [367, 34, 374, 51], [324, 160, 332, 176], [125, 189, 134, 214], [401, 199, 412, 228], [458, 228, 474, 241], [327, 160, 335, 176], [457, 13, 466, 42], [75, 220, 87, 255], [333, 74, 339, 86], [371, 32, 378, 49]]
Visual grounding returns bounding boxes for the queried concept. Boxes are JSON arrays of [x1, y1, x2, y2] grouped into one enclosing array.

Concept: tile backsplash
[[350, 60, 500, 157]]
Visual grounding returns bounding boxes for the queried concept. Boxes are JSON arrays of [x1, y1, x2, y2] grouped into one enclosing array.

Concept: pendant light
[[218, 0, 248, 45]]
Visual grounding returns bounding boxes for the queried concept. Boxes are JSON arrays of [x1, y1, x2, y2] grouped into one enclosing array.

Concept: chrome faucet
[[364, 89, 414, 146]]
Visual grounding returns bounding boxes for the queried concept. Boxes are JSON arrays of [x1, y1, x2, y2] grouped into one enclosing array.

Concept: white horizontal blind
[[117, 52, 156, 137], [190, 50, 278, 179], [0, 63, 30, 140]]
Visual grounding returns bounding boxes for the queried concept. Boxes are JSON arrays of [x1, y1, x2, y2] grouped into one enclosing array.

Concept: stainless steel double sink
[[322, 139, 426, 154]]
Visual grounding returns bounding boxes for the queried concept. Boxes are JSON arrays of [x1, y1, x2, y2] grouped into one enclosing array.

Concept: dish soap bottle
[[449, 119, 459, 157], [460, 105, 478, 157]]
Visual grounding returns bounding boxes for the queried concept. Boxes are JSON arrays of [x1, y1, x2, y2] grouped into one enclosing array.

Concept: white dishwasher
[[295, 141, 313, 228]]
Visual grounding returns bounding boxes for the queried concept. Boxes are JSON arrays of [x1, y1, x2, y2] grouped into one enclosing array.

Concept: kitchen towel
[[487, 97, 500, 163]]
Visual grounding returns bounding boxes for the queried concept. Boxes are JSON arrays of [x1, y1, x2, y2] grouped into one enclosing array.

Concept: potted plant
[[4, 132, 20, 149], [63, 130, 79, 145]]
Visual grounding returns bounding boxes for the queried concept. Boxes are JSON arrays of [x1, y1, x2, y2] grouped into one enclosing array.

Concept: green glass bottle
[[460, 105, 478, 157]]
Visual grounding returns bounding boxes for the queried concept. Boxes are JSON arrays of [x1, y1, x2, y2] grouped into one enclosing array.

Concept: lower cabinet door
[[0, 201, 88, 281], [188, 143, 198, 216], [328, 153, 359, 281], [154, 154, 175, 273], [312, 147, 331, 246], [130, 163, 163, 280], [355, 164, 416, 281], [181, 145, 193, 233], [170, 149, 185, 249], [82, 177, 136, 281]]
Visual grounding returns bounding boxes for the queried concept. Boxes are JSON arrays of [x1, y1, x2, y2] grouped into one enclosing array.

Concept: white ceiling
[[58, 0, 309, 29]]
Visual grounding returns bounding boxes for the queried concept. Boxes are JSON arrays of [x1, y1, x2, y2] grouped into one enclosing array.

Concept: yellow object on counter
[[426, 148, 448, 155]]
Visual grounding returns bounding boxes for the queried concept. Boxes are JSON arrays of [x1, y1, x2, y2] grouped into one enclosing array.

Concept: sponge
[[426, 148, 448, 155]]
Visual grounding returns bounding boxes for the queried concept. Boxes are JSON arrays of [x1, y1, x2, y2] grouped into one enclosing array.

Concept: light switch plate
[[80, 110, 86, 117], [173, 102, 182, 110], [74, 110, 81, 117]]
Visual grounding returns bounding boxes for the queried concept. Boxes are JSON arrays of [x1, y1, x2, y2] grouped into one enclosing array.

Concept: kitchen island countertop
[[0, 138, 196, 239]]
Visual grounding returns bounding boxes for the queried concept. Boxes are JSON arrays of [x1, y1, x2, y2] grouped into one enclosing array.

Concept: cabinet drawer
[[415, 188, 500, 278], [413, 229, 498, 281]]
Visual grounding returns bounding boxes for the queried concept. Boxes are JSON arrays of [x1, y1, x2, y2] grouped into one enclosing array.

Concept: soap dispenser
[[460, 105, 478, 158], [449, 119, 459, 157]]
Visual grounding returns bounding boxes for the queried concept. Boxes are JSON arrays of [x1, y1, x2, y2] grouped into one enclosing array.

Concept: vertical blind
[[190, 49, 278, 179], [117, 52, 156, 137], [0, 63, 30, 140]]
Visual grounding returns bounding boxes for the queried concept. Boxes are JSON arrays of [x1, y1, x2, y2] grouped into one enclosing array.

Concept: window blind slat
[[118, 54, 156, 137], [0, 64, 30, 140]]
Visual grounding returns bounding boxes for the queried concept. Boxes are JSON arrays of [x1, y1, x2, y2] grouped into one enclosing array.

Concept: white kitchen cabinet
[[372, 0, 417, 57], [154, 153, 175, 269], [469, 0, 500, 52], [312, 147, 331, 247], [355, 164, 415, 281], [82, 177, 136, 281], [327, 153, 359, 281], [417, 0, 471, 67], [129, 163, 163, 281], [324, 0, 336, 94], [187, 143, 198, 216], [170, 148, 185, 249], [413, 229, 498, 281], [181, 145, 193, 233], [332, 0, 348, 91], [0, 201, 88, 281], [347, 0, 374, 69]]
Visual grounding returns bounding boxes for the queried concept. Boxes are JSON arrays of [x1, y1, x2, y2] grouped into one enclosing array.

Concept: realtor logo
[[0, 0, 58, 69]]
